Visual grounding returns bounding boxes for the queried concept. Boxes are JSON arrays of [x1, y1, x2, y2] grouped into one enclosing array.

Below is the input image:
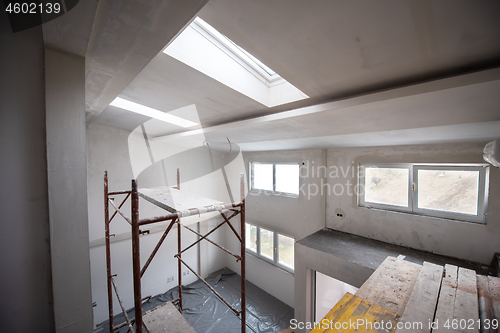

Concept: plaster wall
[[0, 17, 54, 333], [294, 242, 375, 333], [226, 149, 326, 308], [87, 122, 229, 324], [45, 48, 93, 333], [325, 142, 500, 265]]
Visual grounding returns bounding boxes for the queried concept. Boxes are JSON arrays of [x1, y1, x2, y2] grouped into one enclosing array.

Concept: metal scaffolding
[[104, 170, 246, 333]]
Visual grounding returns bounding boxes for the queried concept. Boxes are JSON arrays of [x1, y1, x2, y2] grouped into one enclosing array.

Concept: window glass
[[278, 234, 294, 269], [364, 167, 409, 207], [417, 169, 479, 215], [245, 223, 257, 253], [259, 228, 274, 260], [252, 163, 273, 191], [275, 164, 300, 194]]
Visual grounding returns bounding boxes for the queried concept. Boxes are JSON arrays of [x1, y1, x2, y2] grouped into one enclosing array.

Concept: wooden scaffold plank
[[396, 262, 444, 333], [433, 264, 458, 332], [355, 256, 422, 317]]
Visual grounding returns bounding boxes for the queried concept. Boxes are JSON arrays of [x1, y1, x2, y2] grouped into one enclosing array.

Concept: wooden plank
[[142, 301, 197, 333], [488, 275, 500, 322], [477, 275, 495, 333], [311, 292, 398, 332], [453, 267, 479, 333], [476, 275, 489, 295], [433, 264, 458, 332], [355, 256, 422, 316], [396, 262, 444, 333], [139, 187, 224, 213]]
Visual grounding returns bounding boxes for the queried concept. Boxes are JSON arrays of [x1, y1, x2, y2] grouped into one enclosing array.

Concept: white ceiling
[[90, 0, 500, 150]]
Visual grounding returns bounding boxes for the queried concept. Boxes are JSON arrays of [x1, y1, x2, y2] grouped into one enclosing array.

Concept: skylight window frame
[[192, 17, 283, 85]]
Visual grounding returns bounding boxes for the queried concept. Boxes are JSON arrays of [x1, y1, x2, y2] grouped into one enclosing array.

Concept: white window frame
[[250, 162, 300, 196], [359, 163, 489, 224], [412, 164, 489, 223], [245, 222, 295, 273], [192, 17, 283, 85], [358, 163, 413, 213]]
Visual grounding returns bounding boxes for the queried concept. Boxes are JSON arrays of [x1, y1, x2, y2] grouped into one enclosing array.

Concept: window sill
[[358, 205, 487, 225], [249, 189, 299, 199]]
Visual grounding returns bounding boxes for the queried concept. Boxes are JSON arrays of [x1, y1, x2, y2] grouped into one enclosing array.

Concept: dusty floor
[[96, 268, 294, 333]]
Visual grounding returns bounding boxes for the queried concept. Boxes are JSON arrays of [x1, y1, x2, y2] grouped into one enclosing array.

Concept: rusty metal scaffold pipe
[[109, 197, 132, 225], [138, 202, 243, 226], [108, 190, 132, 195], [240, 173, 246, 333], [104, 171, 114, 332], [131, 179, 143, 333], [175, 255, 240, 316], [177, 219, 182, 313], [109, 193, 131, 224], [179, 222, 241, 261], [111, 277, 135, 333], [220, 211, 242, 242], [140, 219, 177, 278]]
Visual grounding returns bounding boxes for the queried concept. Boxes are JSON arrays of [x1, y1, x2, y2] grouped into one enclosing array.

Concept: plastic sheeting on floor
[[96, 268, 294, 333]]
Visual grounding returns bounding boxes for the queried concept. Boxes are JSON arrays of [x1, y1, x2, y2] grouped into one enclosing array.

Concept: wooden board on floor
[[488, 275, 500, 320], [311, 292, 398, 333], [142, 301, 196, 333], [453, 267, 479, 332], [433, 264, 458, 332], [396, 262, 444, 333], [355, 256, 422, 317]]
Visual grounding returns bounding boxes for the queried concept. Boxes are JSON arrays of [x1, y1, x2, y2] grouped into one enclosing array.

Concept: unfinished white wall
[[45, 48, 93, 333], [326, 142, 500, 265], [0, 17, 55, 333], [87, 122, 229, 325], [225, 149, 326, 308]]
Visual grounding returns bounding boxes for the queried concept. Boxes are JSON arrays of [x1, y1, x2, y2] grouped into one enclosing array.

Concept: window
[[277, 234, 294, 269], [250, 162, 300, 195], [245, 223, 295, 272], [163, 17, 309, 108], [245, 224, 257, 253], [359, 164, 489, 223]]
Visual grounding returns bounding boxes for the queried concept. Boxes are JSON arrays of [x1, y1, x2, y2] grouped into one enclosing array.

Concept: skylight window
[[163, 17, 308, 108], [193, 17, 279, 83], [110, 97, 198, 128]]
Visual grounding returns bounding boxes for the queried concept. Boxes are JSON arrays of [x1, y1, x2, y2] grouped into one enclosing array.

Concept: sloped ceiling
[[92, 0, 500, 150]]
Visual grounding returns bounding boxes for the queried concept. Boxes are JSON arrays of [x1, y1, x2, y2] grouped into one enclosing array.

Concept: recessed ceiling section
[[110, 98, 199, 128], [163, 17, 309, 108]]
